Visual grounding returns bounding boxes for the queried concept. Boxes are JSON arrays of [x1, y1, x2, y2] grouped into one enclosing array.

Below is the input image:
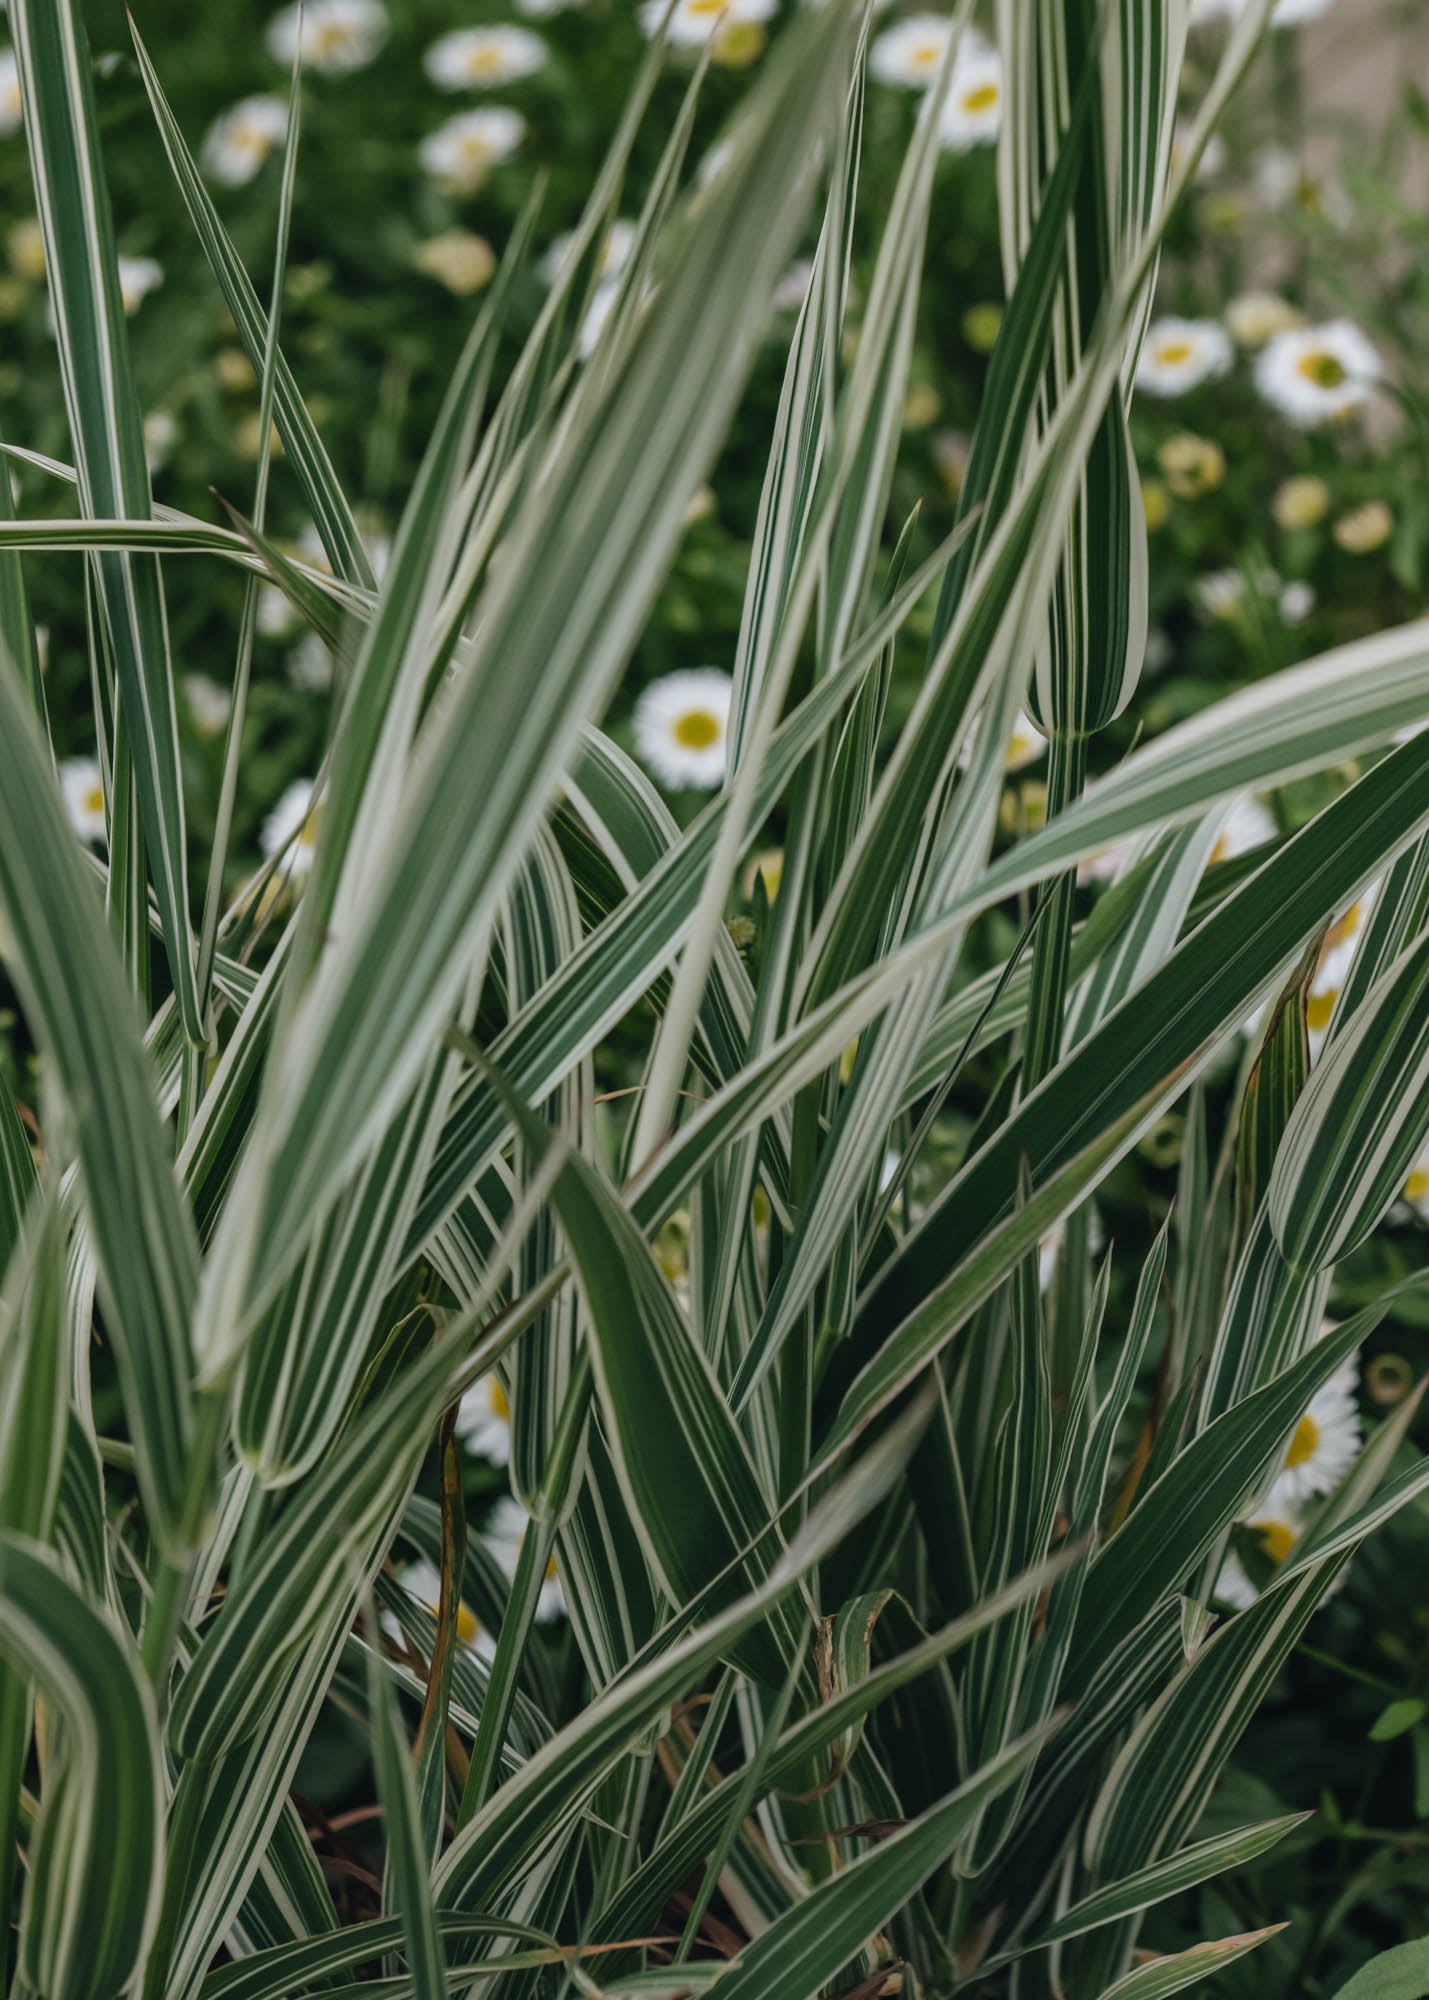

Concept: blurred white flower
[[1194, 565, 1280, 624], [634, 668, 732, 789], [1254, 321, 1380, 428], [1305, 886, 1377, 1057], [1253, 146, 1350, 227], [1209, 794, 1276, 864], [260, 776, 320, 878], [419, 107, 526, 190], [202, 96, 289, 186], [287, 632, 334, 694], [516, 0, 587, 14], [1077, 836, 1139, 889], [638, 0, 777, 44], [1224, 291, 1304, 348], [143, 408, 177, 471], [578, 278, 621, 357], [870, 14, 972, 88], [1135, 317, 1233, 398], [118, 254, 163, 314], [540, 218, 636, 286], [266, 0, 387, 72], [483, 1496, 564, 1621], [424, 25, 548, 89], [939, 43, 1002, 151], [1279, 580, 1315, 625], [1404, 1144, 1429, 1219], [0, 48, 22, 136], [455, 1372, 511, 1465], [392, 1557, 495, 1661], [258, 582, 298, 637], [184, 673, 232, 737], [1005, 709, 1047, 772], [59, 757, 107, 844]]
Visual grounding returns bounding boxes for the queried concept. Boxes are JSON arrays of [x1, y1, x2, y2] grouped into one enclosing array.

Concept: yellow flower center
[[456, 1601, 479, 1643], [460, 135, 493, 165], [1405, 1165, 1429, 1202], [1285, 1412, 1320, 1470], [1257, 1519, 1298, 1565], [1306, 987, 1338, 1033], [672, 708, 720, 750], [961, 81, 999, 112], [314, 22, 352, 55], [545, 1554, 558, 1582], [84, 785, 104, 817], [1299, 350, 1347, 389], [912, 41, 942, 68], [489, 1377, 509, 1420], [689, 0, 727, 14], [1155, 340, 1194, 367], [467, 45, 504, 74]]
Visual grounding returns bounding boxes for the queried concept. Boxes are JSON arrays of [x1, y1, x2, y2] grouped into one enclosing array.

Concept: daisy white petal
[[260, 776, 320, 878], [419, 107, 526, 190], [0, 47, 21, 137], [455, 1371, 511, 1466], [1254, 321, 1380, 428], [638, 0, 777, 46], [1135, 316, 1233, 398], [59, 756, 107, 844], [484, 1496, 564, 1621], [939, 45, 1002, 151], [424, 25, 548, 90], [202, 96, 289, 186], [633, 668, 732, 790], [266, 0, 387, 73]]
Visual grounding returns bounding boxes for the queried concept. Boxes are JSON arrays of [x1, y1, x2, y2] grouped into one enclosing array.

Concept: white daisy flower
[[287, 632, 334, 694], [1254, 147, 1351, 228], [869, 14, 970, 88], [1274, 1350, 1360, 1504], [578, 278, 623, 358], [483, 1495, 564, 1621], [1193, 565, 1280, 624], [1209, 794, 1276, 865], [424, 25, 548, 89], [516, 0, 587, 15], [638, 0, 778, 44], [258, 582, 298, 637], [391, 1557, 495, 1661], [260, 776, 320, 878], [1254, 321, 1380, 428], [455, 1371, 511, 1465], [1077, 836, 1139, 888], [59, 756, 107, 844], [540, 218, 637, 286], [1305, 885, 1377, 1057], [1005, 709, 1047, 772], [202, 96, 289, 186], [1224, 291, 1305, 348], [1135, 317, 1234, 398], [143, 408, 177, 471], [419, 107, 526, 190], [267, 0, 386, 72], [1214, 1495, 1305, 1611], [117, 254, 163, 314], [939, 43, 1002, 151], [0, 47, 22, 136], [1279, 579, 1315, 625], [633, 668, 732, 789], [184, 673, 232, 736]]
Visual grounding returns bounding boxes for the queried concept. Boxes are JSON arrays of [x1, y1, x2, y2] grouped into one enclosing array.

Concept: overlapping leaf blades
[[0, 3, 1424, 1998]]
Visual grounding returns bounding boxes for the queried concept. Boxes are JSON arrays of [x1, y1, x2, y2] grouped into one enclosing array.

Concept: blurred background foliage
[[5, 0, 1429, 1987]]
